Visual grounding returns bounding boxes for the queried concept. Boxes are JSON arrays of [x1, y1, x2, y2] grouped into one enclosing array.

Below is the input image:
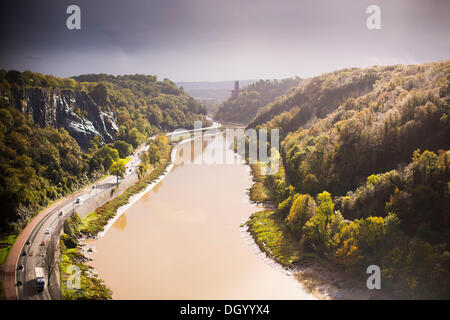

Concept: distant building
[[231, 80, 239, 99]]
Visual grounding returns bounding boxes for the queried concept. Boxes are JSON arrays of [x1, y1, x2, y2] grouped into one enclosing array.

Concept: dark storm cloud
[[0, 0, 449, 81]]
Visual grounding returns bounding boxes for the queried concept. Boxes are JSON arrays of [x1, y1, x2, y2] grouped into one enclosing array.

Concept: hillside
[[215, 78, 301, 124], [71, 74, 209, 139], [248, 61, 450, 298], [248, 67, 383, 134], [0, 70, 209, 235], [1, 71, 209, 149], [274, 62, 449, 195]]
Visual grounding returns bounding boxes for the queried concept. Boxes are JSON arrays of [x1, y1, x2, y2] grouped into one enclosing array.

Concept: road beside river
[[3, 144, 148, 300]]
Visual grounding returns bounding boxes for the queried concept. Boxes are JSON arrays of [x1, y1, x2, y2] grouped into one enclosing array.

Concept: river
[[84, 131, 314, 299]]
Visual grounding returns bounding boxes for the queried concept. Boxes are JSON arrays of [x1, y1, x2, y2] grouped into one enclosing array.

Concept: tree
[[43, 235, 57, 293], [316, 191, 334, 226], [109, 159, 126, 186], [302, 173, 320, 195], [113, 140, 133, 158], [94, 146, 119, 171], [138, 152, 151, 179], [286, 194, 316, 237], [148, 143, 161, 165], [412, 150, 439, 184], [128, 127, 144, 148], [154, 135, 168, 150], [91, 83, 109, 105], [303, 191, 337, 253]]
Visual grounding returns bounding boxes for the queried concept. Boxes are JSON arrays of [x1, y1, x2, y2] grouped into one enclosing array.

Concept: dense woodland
[[249, 61, 450, 298], [215, 78, 301, 123], [72, 73, 208, 133], [0, 70, 208, 235]]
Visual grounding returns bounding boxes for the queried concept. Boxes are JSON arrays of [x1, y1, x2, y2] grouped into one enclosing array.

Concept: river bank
[[244, 164, 393, 300], [78, 131, 315, 299]]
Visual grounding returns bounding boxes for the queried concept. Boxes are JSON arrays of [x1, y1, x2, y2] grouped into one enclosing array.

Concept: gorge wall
[[12, 88, 118, 149]]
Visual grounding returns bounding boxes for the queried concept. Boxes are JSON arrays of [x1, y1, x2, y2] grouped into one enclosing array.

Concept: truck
[[35, 267, 45, 292]]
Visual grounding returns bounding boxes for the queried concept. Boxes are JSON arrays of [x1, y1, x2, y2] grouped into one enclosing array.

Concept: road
[[165, 119, 221, 139], [3, 144, 148, 300]]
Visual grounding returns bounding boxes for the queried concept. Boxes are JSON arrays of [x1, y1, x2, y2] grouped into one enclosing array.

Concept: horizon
[[2, 58, 449, 84]]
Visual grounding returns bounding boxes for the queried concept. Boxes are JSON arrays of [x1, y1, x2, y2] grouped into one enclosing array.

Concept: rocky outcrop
[[13, 88, 118, 149]]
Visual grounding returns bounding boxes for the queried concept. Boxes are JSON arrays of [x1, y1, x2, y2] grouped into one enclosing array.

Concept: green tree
[[316, 191, 334, 224], [113, 140, 133, 158], [128, 127, 144, 148], [286, 194, 316, 237], [94, 146, 119, 171], [303, 191, 336, 253], [148, 143, 161, 165], [138, 152, 151, 179], [109, 159, 126, 187], [91, 83, 109, 105]]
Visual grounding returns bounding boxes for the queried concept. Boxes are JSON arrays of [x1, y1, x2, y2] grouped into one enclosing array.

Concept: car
[[18, 265, 24, 271], [58, 211, 63, 216], [40, 240, 46, 246], [75, 198, 81, 204], [22, 251, 27, 256], [25, 240, 31, 245], [44, 229, 51, 234]]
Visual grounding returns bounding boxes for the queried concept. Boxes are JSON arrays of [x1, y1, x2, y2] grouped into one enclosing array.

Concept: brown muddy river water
[[84, 132, 314, 299]]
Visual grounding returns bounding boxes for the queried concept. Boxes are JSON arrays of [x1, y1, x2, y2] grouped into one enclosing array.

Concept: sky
[[0, 0, 449, 82]]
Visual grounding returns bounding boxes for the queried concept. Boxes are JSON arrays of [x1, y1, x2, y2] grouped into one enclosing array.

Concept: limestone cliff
[[13, 88, 118, 149]]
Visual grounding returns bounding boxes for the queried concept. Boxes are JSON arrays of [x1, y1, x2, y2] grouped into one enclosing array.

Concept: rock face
[[14, 88, 118, 149]]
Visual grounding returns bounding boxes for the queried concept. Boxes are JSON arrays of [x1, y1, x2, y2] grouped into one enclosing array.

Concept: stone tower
[[231, 80, 239, 99]]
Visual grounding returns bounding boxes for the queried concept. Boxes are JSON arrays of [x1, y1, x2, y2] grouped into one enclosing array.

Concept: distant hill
[[176, 80, 255, 114], [215, 78, 301, 124]]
